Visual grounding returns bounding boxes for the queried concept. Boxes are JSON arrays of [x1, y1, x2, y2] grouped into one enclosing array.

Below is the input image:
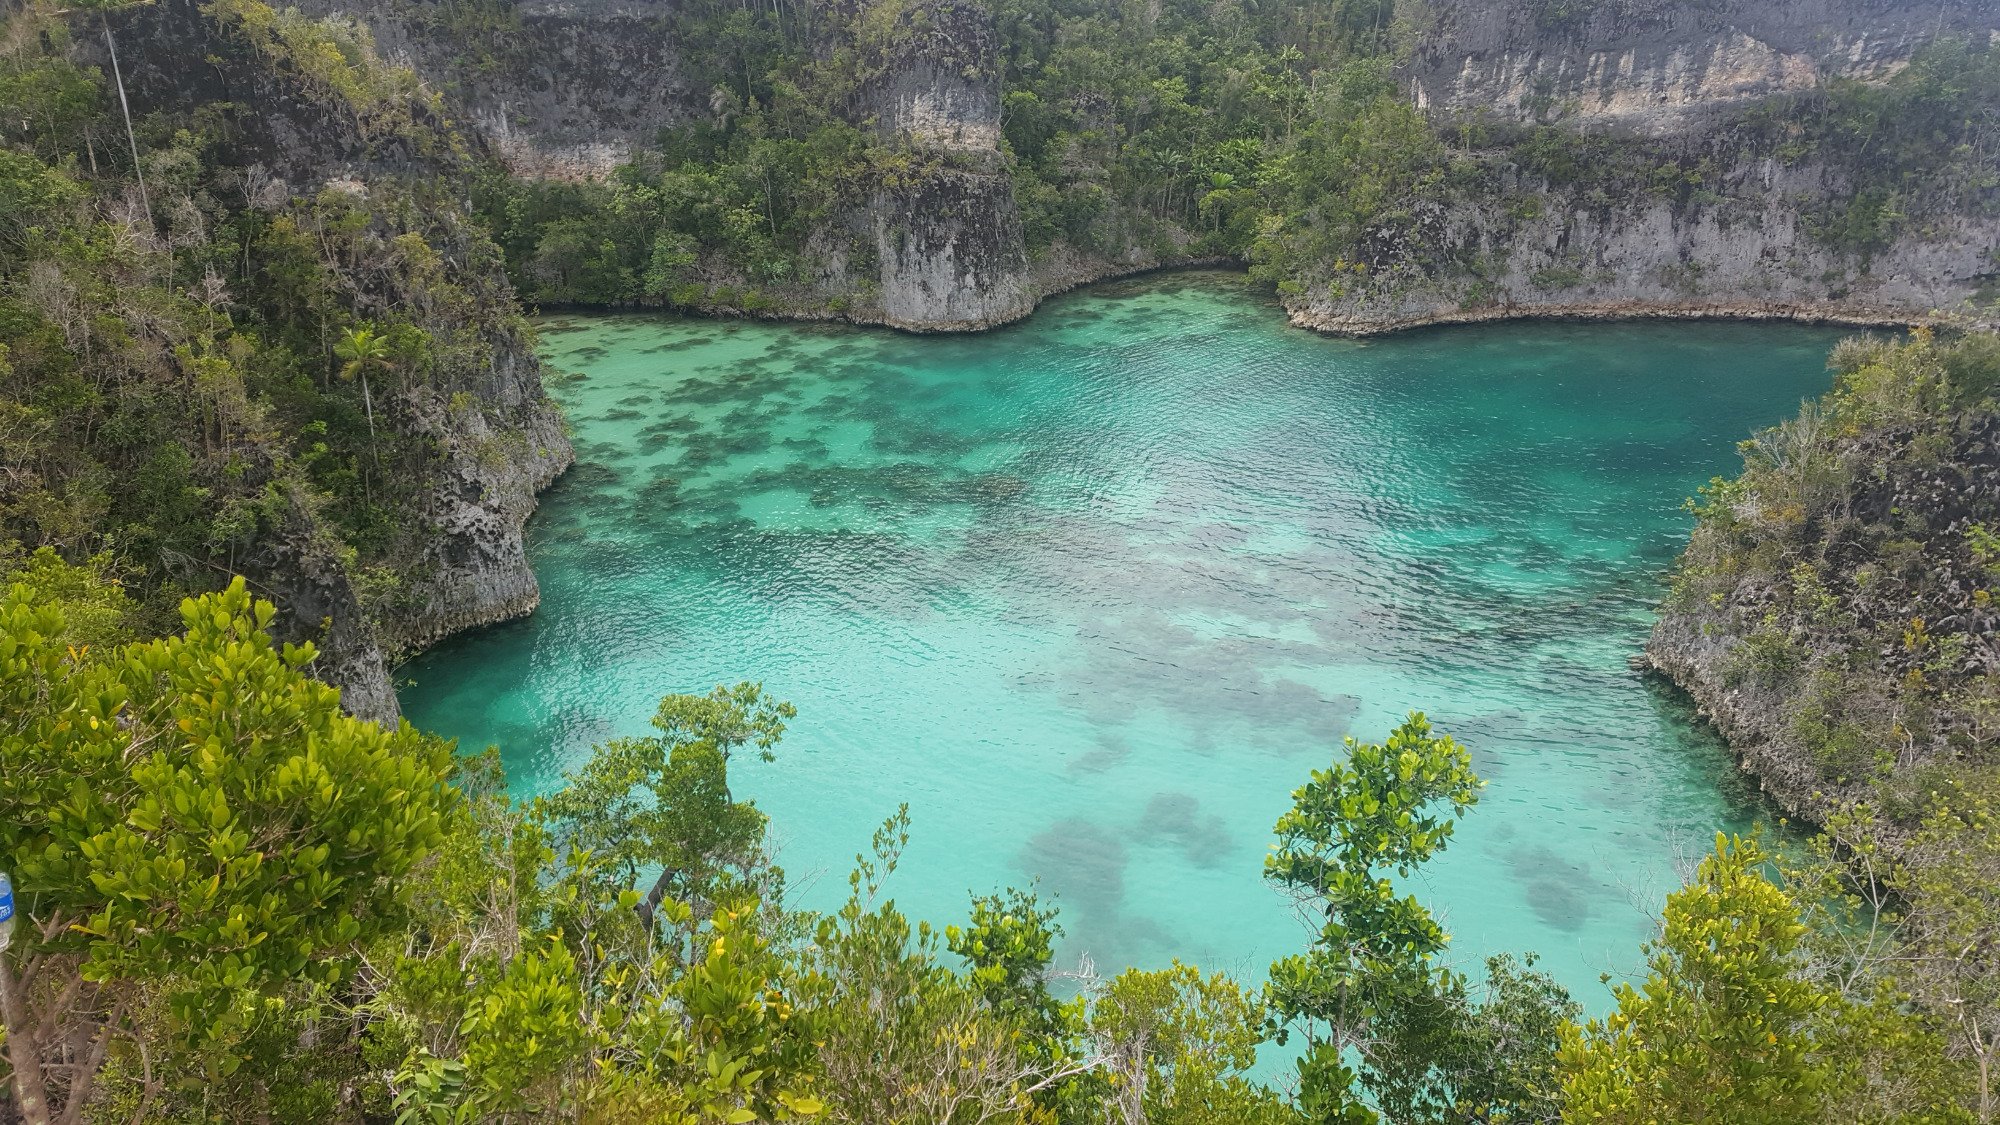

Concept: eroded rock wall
[[378, 333, 574, 660], [870, 160, 1034, 330], [1644, 402, 2000, 842], [1411, 0, 1999, 135], [297, 0, 698, 180], [1288, 157, 2000, 335], [107, 0, 574, 722], [305, 0, 1999, 336], [856, 0, 1034, 329]]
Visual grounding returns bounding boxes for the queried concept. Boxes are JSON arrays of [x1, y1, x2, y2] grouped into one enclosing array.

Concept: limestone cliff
[[104, 0, 574, 722], [297, 0, 698, 180], [1409, 0, 1998, 135], [1641, 334, 2000, 842], [314, 0, 1043, 330], [325, 0, 1999, 335], [373, 324, 572, 660], [852, 0, 1035, 329], [868, 159, 1035, 330], [1288, 0, 2000, 336], [1286, 155, 2000, 336]]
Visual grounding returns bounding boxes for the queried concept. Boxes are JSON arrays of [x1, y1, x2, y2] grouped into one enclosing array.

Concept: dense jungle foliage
[[464, 0, 2000, 310], [1658, 327, 2000, 1122]]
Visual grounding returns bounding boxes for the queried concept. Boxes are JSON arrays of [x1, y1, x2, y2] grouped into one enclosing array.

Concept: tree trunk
[[0, 953, 54, 1125], [103, 21, 152, 229], [634, 866, 677, 936], [52, 1001, 122, 1125]]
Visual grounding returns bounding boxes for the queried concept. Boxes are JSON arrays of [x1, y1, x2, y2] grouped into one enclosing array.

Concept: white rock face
[[875, 65, 1004, 150], [1410, 0, 2000, 134], [859, 0, 1036, 329], [1289, 157, 2000, 335], [871, 166, 1034, 330], [479, 107, 630, 181]]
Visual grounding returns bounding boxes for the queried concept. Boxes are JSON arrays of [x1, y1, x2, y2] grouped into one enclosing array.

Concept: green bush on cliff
[[0, 564, 456, 1121], [471, 9, 2000, 314]]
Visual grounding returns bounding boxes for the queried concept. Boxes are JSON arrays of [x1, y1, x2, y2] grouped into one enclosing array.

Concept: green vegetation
[[1662, 325, 2000, 1120], [2, 552, 1993, 1121], [5, 0, 2000, 1118], [0, 0, 553, 655], [1263, 715, 1580, 1123], [466, 0, 2000, 311]]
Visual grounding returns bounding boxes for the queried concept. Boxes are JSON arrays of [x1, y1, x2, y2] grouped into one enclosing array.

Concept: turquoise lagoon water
[[401, 273, 1844, 1005]]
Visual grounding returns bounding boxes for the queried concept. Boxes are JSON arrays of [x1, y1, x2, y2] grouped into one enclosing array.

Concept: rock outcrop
[[1286, 157, 2000, 336], [1409, 0, 2000, 134], [104, 0, 574, 722], [323, 0, 1999, 334], [377, 334, 573, 661], [1640, 338, 2000, 842], [300, 0, 698, 180], [856, 0, 1036, 330], [239, 500, 404, 725], [869, 160, 1035, 330], [1287, 0, 2000, 336]]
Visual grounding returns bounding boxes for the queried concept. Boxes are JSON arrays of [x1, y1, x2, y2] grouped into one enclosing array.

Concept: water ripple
[[403, 276, 1842, 1009]]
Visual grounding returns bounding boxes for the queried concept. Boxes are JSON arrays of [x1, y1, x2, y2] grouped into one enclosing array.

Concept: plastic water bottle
[[0, 872, 14, 952]]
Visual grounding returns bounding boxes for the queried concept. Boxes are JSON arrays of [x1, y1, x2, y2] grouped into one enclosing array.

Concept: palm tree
[[333, 324, 394, 441]]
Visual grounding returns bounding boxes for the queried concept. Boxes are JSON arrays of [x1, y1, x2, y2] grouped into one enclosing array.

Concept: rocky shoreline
[[1639, 616, 1845, 835], [529, 263, 1959, 341], [1287, 297, 1939, 338]]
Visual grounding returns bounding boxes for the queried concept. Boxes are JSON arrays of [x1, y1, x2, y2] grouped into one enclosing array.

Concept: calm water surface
[[402, 274, 1842, 1004]]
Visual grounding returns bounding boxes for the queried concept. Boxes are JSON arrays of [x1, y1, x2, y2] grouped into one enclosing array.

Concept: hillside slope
[[1, 0, 572, 719], [307, 0, 2000, 332]]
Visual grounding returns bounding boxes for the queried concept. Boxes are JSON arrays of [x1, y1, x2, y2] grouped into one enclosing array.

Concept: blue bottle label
[[0, 877, 13, 924]]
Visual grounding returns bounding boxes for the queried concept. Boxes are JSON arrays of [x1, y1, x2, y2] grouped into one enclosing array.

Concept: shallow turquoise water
[[401, 274, 1841, 1004]]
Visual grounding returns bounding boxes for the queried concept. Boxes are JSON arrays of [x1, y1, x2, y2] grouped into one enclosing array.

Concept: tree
[[1363, 953, 1577, 1125], [64, 0, 151, 227], [0, 567, 455, 1125], [1559, 834, 1834, 1124], [802, 809, 1096, 1124], [1263, 712, 1483, 1123], [1087, 962, 1300, 1125], [374, 715, 824, 1123], [946, 887, 1064, 1032], [333, 323, 394, 439], [1783, 805, 1979, 1124], [534, 682, 795, 936], [1892, 790, 2000, 1120]]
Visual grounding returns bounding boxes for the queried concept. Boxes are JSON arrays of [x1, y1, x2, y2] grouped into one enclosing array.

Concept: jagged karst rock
[[383, 347, 574, 657], [1409, 0, 2000, 135], [860, 0, 1003, 151], [1647, 409, 2000, 844], [297, 0, 697, 181], [851, 0, 1036, 329], [870, 158, 1034, 331], [105, 0, 574, 719], [237, 498, 402, 726]]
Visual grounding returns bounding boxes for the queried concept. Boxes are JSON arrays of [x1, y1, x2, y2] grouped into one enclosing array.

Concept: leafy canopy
[[0, 569, 455, 1064]]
